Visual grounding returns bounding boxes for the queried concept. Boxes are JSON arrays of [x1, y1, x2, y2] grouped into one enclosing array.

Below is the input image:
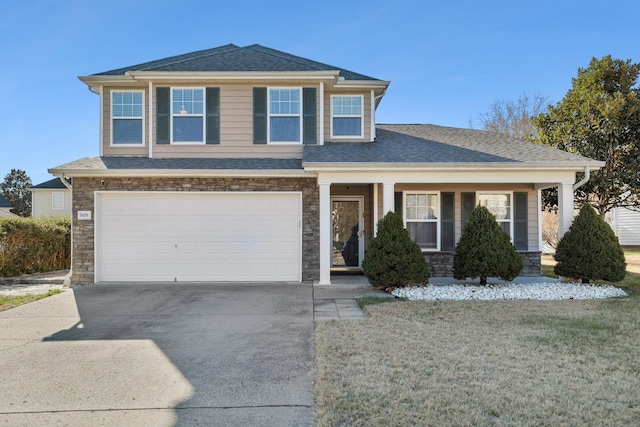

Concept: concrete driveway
[[0, 282, 314, 426]]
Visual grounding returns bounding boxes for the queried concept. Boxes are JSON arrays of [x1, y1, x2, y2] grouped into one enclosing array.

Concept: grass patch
[[0, 289, 63, 313], [356, 295, 401, 309], [315, 250, 640, 426]]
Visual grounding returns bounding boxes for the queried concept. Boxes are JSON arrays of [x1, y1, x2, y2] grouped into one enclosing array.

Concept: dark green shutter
[[253, 87, 267, 144], [514, 192, 528, 250], [394, 192, 403, 218], [206, 87, 220, 144], [441, 192, 455, 251], [303, 88, 316, 144], [461, 192, 476, 229], [156, 87, 170, 144]]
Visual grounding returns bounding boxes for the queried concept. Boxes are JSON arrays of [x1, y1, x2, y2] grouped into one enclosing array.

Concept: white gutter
[[47, 169, 313, 179], [54, 174, 73, 190], [303, 162, 604, 172], [573, 167, 590, 190]]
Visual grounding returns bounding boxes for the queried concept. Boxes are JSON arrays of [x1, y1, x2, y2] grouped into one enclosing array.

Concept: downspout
[[573, 167, 590, 191]]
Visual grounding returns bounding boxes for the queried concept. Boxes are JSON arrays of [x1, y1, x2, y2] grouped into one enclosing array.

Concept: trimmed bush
[[362, 211, 429, 289], [554, 203, 626, 283], [453, 205, 523, 285], [0, 216, 71, 277]]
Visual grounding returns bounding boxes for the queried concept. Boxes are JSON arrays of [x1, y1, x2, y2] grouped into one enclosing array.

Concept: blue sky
[[1, 0, 639, 185]]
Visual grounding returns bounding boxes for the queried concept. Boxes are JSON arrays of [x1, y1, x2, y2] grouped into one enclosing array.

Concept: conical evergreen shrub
[[554, 203, 626, 283], [362, 211, 430, 288], [453, 205, 523, 285]]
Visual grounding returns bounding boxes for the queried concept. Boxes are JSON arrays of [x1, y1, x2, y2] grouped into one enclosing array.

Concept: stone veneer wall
[[423, 252, 542, 277], [71, 177, 319, 285]]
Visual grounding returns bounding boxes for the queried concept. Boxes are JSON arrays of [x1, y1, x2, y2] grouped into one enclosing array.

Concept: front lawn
[[315, 251, 640, 426]]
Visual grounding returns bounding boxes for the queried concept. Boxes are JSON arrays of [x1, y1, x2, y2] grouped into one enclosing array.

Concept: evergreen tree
[[0, 169, 32, 217], [554, 203, 626, 283], [362, 211, 429, 288], [453, 205, 523, 285]]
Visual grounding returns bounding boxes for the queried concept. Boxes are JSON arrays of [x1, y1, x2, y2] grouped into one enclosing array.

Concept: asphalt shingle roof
[[303, 124, 603, 166], [94, 44, 379, 81], [30, 177, 70, 189], [51, 157, 303, 172]]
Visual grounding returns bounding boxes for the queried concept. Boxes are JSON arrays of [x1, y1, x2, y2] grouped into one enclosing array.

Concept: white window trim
[[110, 89, 145, 147], [477, 191, 514, 240], [52, 191, 64, 210], [330, 94, 364, 139], [403, 191, 441, 252], [170, 87, 205, 145], [267, 87, 302, 145]]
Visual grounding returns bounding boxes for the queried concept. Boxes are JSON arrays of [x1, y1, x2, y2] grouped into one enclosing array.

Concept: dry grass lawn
[[315, 251, 640, 426]]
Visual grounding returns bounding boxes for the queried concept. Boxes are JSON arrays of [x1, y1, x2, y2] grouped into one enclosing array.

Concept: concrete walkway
[[313, 275, 391, 321]]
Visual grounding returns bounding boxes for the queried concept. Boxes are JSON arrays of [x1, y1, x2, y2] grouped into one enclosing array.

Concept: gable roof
[[30, 177, 70, 190], [92, 44, 379, 81], [0, 194, 12, 209], [303, 124, 605, 169]]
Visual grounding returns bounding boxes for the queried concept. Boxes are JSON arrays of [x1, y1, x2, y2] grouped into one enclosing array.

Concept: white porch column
[[373, 183, 379, 235], [318, 183, 331, 285], [558, 183, 574, 237], [382, 182, 395, 215]]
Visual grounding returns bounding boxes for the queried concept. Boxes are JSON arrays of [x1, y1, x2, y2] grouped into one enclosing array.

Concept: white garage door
[[96, 192, 302, 282]]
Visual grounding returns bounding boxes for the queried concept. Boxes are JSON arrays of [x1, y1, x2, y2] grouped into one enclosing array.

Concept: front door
[[331, 197, 364, 268]]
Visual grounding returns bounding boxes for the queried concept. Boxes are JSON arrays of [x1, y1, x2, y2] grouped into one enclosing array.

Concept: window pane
[[333, 117, 361, 136], [269, 89, 300, 117], [270, 117, 300, 142], [500, 222, 511, 236], [479, 194, 511, 219], [113, 119, 143, 144], [173, 117, 203, 142], [407, 222, 437, 249]]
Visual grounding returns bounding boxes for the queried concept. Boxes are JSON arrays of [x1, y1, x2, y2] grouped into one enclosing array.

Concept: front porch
[[318, 176, 578, 285]]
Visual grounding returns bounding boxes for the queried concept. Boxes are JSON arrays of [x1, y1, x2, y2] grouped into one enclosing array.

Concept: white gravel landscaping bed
[[391, 282, 628, 301]]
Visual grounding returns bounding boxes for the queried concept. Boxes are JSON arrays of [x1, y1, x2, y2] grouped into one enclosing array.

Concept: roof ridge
[[93, 43, 240, 75], [139, 43, 241, 71], [247, 44, 335, 73]]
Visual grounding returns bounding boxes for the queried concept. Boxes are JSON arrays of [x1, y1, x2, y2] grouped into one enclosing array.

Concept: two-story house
[[50, 44, 603, 285]]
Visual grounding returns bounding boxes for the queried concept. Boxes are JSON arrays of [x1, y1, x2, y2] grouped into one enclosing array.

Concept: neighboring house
[[611, 207, 640, 246], [30, 178, 72, 217], [49, 44, 604, 285], [0, 194, 18, 218]]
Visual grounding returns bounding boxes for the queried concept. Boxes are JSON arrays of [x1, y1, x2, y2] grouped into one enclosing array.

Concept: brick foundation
[[423, 251, 542, 277], [71, 177, 319, 284]]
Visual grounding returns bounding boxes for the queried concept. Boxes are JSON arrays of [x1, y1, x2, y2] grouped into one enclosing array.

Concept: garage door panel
[[97, 192, 301, 282]]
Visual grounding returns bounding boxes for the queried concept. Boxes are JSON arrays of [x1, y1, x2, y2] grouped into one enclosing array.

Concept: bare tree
[[470, 92, 549, 140]]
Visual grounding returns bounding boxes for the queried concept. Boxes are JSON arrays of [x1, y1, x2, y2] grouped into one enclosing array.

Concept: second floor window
[[172, 88, 204, 143], [269, 88, 301, 143], [111, 91, 143, 145], [331, 95, 363, 138]]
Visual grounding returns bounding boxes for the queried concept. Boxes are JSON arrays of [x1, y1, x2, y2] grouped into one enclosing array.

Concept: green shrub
[[554, 203, 626, 283], [0, 216, 71, 277], [453, 205, 523, 285], [362, 211, 429, 289]]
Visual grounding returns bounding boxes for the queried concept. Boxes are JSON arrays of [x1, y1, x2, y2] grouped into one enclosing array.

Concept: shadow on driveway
[[1, 282, 314, 426]]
